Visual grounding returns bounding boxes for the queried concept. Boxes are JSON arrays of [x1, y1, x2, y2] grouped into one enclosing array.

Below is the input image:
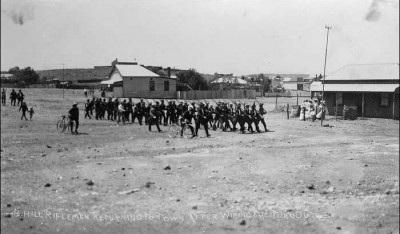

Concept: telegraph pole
[[321, 25, 331, 127], [62, 63, 65, 99]]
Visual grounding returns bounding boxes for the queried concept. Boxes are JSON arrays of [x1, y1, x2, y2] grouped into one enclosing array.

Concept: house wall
[[324, 91, 398, 119], [121, 77, 176, 98], [363, 93, 394, 119], [113, 87, 123, 97], [282, 83, 297, 90], [283, 82, 307, 91], [394, 92, 399, 119]]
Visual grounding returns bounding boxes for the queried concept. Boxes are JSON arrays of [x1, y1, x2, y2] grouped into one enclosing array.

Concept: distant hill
[[36, 66, 112, 83]]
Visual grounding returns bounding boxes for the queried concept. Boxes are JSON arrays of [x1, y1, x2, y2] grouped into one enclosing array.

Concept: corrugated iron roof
[[282, 77, 293, 82], [324, 63, 399, 81], [100, 69, 123, 85], [311, 81, 399, 92], [116, 64, 159, 77]]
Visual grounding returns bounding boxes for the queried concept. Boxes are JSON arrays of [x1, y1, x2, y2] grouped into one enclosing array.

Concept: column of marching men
[[83, 97, 269, 137]]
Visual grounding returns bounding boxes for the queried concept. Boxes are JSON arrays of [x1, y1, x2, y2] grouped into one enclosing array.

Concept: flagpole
[[62, 63, 65, 99], [321, 25, 331, 127]]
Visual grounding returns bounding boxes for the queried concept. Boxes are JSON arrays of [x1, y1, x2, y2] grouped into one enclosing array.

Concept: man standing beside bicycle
[[69, 102, 80, 134]]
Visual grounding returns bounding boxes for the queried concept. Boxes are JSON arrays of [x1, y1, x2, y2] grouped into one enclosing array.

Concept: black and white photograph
[[1, 0, 399, 233]]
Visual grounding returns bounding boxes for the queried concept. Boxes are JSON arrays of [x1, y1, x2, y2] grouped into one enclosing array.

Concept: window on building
[[380, 93, 390, 106], [337, 92, 343, 105], [297, 84, 303, 90], [164, 80, 169, 91], [149, 80, 155, 91]]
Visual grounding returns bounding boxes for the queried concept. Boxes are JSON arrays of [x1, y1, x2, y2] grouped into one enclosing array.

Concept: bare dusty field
[[1, 88, 399, 234]]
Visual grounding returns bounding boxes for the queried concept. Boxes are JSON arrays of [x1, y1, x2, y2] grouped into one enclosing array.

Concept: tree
[[157, 70, 167, 77], [8, 66, 20, 75], [8, 66, 39, 86], [264, 77, 272, 92], [257, 73, 265, 83], [176, 69, 208, 90]]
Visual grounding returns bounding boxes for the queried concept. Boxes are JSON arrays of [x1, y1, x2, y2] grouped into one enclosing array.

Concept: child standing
[[28, 107, 35, 120]]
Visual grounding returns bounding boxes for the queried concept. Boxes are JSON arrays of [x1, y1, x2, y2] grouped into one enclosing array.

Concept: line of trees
[[176, 69, 208, 90], [6, 66, 39, 87]]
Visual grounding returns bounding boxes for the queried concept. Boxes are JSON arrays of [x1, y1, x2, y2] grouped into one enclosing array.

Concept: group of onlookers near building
[[298, 99, 326, 122]]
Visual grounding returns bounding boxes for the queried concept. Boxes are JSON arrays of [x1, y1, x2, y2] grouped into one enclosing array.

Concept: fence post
[[286, 103, 290, 119], [334, 106, 337, 121], [275, 94, 278, 109], [296, 93, 298, 106]]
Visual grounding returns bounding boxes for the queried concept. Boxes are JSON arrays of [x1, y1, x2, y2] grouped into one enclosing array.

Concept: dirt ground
[[1, 88, 399, 234]]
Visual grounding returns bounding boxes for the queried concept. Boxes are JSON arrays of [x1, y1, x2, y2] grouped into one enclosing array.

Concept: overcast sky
[[1, 0, 399, 76]]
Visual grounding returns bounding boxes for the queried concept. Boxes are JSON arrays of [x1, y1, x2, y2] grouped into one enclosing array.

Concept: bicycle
[[56, 115, 70, 133], [168, 118, 194, 138]]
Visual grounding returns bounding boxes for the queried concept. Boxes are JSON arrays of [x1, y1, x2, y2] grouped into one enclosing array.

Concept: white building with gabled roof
[[101, 59, 176, 98]]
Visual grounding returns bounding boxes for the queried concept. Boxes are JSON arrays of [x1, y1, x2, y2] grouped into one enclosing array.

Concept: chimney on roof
[[167, 67, 171, 78], [112, 58, 118, 67]]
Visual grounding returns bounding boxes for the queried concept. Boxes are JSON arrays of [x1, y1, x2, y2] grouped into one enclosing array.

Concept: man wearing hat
[[148, 105, 162, 132], [177, 101, 184, 119], [194, 102, 211, 137], [213, 102, 222, 130], [166, 101, 177, 125], [132, 101, 143, 125], [84, 99, 92, 119], [244, 104, 254, 133], [159, 100, 166, 125], [257, 103, 268, 132], [68, 102, 80, 134], [235, 103, 245, 133], [117, 100, 126, 125], [250, 104, 261, 133], [19, 102, 29, 120]]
